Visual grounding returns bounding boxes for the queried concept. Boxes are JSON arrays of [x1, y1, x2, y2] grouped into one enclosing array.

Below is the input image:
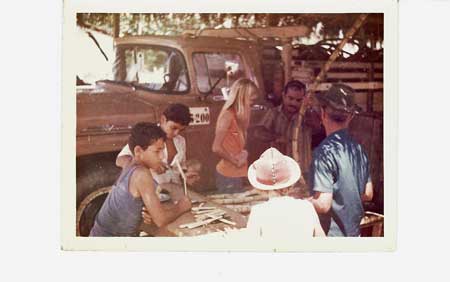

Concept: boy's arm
[[131, 168, 192, 227]]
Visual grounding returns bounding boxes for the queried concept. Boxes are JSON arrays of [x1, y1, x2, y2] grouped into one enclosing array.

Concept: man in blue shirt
[[308, 84, 373, 236]]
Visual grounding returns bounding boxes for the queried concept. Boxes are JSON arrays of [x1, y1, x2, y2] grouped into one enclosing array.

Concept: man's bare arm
[[131, 168, 191, 227], [361, 181, 373, 202], [308, 191, 333, 214]]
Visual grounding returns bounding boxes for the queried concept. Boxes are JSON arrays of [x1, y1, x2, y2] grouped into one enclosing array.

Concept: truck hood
[[77, 90, 158, 136]]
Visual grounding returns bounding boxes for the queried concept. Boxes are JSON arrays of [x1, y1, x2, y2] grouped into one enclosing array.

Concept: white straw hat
[[248, 147, 301, 190]]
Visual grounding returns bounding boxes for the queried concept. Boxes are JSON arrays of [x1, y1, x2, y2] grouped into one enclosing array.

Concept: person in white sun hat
[[245, 147, 325, 238], [197, 147, 324, 241]]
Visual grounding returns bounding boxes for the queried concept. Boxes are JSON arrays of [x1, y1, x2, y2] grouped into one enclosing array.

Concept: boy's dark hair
[[128, 122, 166, 155], [283, 80, 306, 95], [163, 103, 192, 126], [322, 106, 351, 124]]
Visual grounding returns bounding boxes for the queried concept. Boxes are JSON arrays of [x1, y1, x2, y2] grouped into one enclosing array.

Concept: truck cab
[[76, 34, 277, 216]]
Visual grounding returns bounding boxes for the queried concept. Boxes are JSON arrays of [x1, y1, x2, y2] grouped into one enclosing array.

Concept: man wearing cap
[[246, 147, 325, 239], [308, 83, 373, 237], [254, 80, 322, 176]]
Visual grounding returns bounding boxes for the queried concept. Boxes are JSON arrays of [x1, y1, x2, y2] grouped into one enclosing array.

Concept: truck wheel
[[76, 152, 121, 208], [76, 186, 111, 236]]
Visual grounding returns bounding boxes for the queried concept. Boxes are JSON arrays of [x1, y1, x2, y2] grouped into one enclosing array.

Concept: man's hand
[[234, 150, 248, 167], [141, 207, 152, 225], [153, 162, 168, 175], [287, 187, 304, 199], [177, 196, 192, 212], [185, 170, 200, 186]]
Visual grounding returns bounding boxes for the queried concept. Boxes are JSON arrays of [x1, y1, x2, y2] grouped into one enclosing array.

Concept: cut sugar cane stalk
[[191, 206, 217, 211], [197, 213, 235, 226], [192, 209, 222, 215], [210, 195, 269, 205], [195, 211, 226, 221], [179, 215, 223, 229], [207, 189, 261, 199], [224, 205, 252, 214], [195, 214, 225, 221], [175, 159, 187, 196], [218, 218, 236, 226]]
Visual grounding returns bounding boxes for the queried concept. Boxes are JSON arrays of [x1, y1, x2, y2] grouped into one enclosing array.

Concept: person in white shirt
[[116, 103, 200, 187], [196, 147, 325, 242], [245, 147, 325, 238]]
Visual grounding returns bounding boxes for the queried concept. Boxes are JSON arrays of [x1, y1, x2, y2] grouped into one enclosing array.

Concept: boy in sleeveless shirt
[[90, 122, 192, 237]]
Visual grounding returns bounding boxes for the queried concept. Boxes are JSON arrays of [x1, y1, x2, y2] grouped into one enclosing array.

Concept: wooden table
[[140, 184, 248, 237]]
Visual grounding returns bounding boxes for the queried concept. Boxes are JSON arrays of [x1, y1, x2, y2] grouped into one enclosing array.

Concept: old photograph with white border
[[61, 0, 398, 251]]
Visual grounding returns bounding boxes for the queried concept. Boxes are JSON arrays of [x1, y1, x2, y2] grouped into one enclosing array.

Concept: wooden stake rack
[[206, 189, 270, 215]]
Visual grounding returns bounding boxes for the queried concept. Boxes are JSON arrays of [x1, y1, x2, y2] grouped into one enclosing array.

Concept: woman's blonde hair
[[219, 78, 259, 136]]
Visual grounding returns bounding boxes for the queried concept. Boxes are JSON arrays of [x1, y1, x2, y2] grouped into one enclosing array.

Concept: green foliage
[[77, 13, 383, 43]]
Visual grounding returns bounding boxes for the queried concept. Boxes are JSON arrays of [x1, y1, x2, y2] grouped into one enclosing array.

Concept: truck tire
[[76, 186, 111, 236], [76, 152, 121, 208]]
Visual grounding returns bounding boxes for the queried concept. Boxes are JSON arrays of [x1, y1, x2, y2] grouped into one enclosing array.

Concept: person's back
[[308, 84, 372, 236], [247, 197, 318, 239], [90, 163, 145, 237], [311, 129, 370, 236]]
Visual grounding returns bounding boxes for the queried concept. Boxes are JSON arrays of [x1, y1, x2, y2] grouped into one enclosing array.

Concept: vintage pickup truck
[[76, 34, 284, 214]]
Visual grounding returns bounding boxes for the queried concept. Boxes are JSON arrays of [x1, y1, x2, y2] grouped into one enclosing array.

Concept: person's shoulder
[[131, 166, 153, 183], [312, 140, 338, 167], [266, 105, 281, 116], [249, 201, 269, 214], [294, 198, 314, 210], [313, 138, 333, 156], [217, 110, 235, 126], [174, 134, 186, 144], [220, 109, 234, 119]]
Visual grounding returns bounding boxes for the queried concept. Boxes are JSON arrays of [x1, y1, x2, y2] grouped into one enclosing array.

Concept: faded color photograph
[[71, 12, 387, 247]]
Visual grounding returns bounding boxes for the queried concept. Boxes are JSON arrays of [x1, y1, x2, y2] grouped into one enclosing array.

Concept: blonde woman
[[212, 78, 259, 193]]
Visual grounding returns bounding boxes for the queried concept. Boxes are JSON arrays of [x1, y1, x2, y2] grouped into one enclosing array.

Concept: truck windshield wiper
[[203, 77, 223, 97]]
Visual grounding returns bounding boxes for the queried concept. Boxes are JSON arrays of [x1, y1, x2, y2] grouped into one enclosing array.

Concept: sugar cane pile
[[178, 202, 237, 229], [206, 189, 270, 215]]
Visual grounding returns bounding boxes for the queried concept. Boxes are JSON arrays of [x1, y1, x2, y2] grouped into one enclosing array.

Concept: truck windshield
[[116, 45, 189, 93], [193, 52, 245, 96]]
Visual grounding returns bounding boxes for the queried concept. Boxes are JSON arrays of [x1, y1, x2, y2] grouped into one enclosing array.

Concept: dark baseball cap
[[316, 83, 362, 113]]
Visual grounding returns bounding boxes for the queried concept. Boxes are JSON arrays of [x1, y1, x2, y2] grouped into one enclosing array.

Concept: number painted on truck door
[[189, 107, 211, 126]]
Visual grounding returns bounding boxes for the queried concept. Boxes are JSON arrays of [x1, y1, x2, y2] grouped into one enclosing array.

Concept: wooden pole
[[113, 14, 120, 38], [281, 38, 293, 83], [367, 38, 376, 112], [291, 14, 369, 164]]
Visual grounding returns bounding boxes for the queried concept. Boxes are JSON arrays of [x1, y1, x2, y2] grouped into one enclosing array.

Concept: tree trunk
[[113, 13, 120, 38]]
